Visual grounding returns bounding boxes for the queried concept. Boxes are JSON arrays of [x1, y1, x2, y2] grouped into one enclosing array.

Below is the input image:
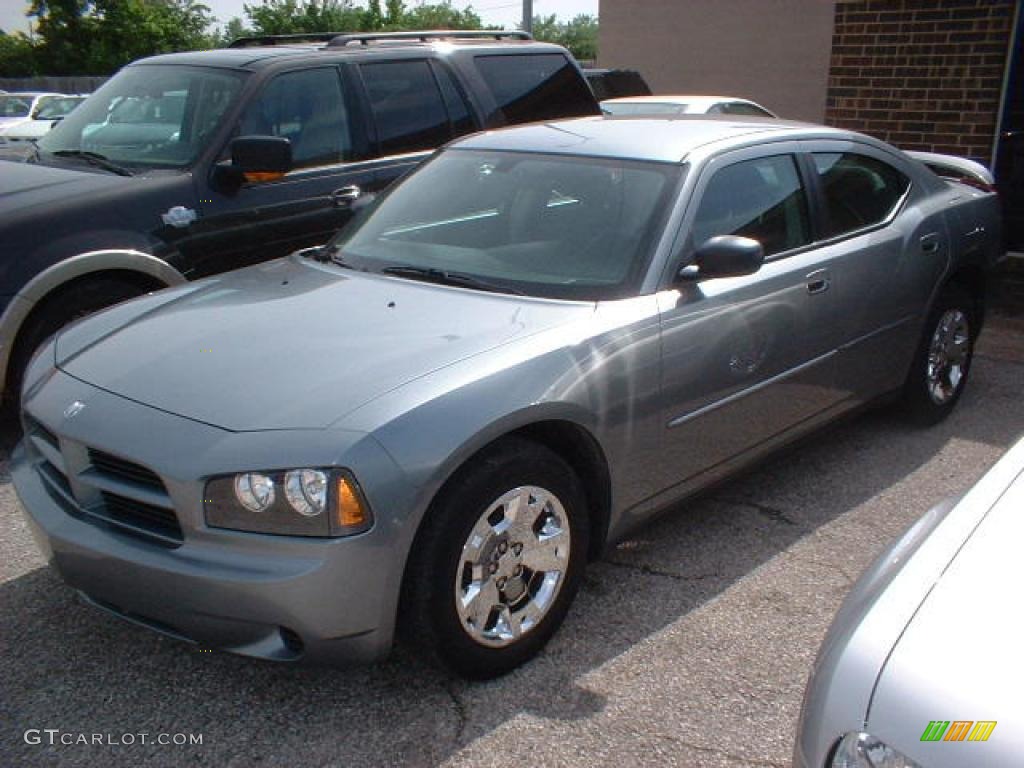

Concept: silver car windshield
[[334, 149, 681, 300], [37, 65, 245, 169]]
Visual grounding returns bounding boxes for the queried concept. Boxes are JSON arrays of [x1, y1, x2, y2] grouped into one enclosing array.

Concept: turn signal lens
[[334, 475, 370, 532]]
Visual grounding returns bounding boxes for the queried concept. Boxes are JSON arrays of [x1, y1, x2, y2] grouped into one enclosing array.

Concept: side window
[[813, 153, 910, 237], [430, 62, 476, 138], [691, 155, 811, 257], [237, 68, 352, 170], [360, 60, 451, 156], [475, 54, 597, 124]]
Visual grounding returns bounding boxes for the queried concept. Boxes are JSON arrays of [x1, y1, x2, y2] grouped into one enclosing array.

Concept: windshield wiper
[[51, 150, 134, 176], [381, 265, 523, 296]]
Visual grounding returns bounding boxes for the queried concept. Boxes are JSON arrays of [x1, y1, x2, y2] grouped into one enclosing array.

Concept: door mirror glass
[[683, 235, 764, 280]]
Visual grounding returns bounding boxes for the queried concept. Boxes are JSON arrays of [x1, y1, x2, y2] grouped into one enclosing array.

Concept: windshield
[[0, 95, 34, 118], [38, 65, 245, 168], [36, 96, 83, 121], [331, 149, 681, 300], [602, 102, 687, 116]]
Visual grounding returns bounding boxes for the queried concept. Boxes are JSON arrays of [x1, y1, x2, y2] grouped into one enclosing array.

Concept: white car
[[601, 94, 777, 118], [796, 435, 1024, 767], [0, 95, 85, 144], [0, 92, 63, 127]]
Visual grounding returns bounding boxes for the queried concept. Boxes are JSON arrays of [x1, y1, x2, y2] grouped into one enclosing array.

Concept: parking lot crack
[[602, 559, 715, 582], [712, 497, 802, 528], [443, 679, 469, 747]]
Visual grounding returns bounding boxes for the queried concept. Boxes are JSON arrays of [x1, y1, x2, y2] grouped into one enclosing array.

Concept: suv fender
[[0, 249, 186, 392]]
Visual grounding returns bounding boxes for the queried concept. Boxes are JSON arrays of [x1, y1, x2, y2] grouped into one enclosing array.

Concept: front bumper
[[12, 372, 413, 664]]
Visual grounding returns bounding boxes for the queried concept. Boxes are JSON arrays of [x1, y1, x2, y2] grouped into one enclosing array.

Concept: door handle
[[332, 185, 362, 207], [920, 232, 941, 254], [806, 269, 830, 295]]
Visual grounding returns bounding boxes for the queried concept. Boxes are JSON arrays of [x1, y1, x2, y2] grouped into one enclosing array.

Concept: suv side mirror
[[680, 235, 764, 281], [213, 136, 293, 192], [231, 135, 293, 177]]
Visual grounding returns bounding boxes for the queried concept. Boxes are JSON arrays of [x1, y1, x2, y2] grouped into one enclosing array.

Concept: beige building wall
[[598, 0, 838, 122]]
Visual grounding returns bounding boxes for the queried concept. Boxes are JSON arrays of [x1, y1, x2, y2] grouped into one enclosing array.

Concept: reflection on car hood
[[56, 256, 593, 431], [867, 458, 1024, 766]]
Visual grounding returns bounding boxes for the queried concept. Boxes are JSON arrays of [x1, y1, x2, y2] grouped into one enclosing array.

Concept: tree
[[219, 16, 251, 46], [24, 0, 216, 75], [0, 31, 39, 76], [401, 3, 483, 31], [242, 0, 365, 36], [530, 13, 597, 61]]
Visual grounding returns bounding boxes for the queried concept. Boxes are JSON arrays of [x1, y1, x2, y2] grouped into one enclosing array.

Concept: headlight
[[832, 732, 922, 768], [205, 469, 371, 537]]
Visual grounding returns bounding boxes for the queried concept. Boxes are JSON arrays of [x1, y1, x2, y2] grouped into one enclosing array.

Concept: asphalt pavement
[[2, 302, 1022, 768]]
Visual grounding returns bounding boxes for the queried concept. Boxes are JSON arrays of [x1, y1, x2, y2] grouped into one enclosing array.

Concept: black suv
[[0, 30, 599, 407]]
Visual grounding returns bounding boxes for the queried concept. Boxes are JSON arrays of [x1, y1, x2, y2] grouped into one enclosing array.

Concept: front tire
[[899, 285, 976, 425], [401, 437, 590, 679]]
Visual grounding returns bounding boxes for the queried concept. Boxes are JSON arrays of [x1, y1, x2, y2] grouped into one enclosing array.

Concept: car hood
[[866, 458, 1024, 765], [56, 256, 594, 431], [0, 159, 123, 217]]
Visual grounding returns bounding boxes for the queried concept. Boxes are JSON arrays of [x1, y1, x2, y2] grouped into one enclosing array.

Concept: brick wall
[[825, 0, 1017, 164]]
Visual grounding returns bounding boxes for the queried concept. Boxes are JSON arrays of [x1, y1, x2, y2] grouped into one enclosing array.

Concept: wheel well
[[944, 265, 987, 334], [5, 269, 167, 390]]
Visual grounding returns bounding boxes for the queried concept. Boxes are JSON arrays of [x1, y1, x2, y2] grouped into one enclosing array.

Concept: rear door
[[355, 57, 480, 192], [188, 65, 375, 278], [655, 146, 844, 490], [801, 141, 946, 400]]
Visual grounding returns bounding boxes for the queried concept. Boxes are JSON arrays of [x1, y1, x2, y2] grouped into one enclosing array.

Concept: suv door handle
[[806, 269, 830, 295], [332, 185, 362, 207], [920, 232, 941, 253]]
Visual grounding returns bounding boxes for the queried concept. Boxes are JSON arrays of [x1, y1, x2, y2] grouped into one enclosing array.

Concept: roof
[[602, 95, 751, 106], [134, 37, 565, 70], [452, 115, 847, 163]]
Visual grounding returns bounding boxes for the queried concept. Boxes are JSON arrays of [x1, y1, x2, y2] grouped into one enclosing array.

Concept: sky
[[0, 0, 599, 36]]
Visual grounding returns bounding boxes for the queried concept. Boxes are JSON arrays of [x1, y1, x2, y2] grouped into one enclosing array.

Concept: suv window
[[430, 62, 476, 138], [238, 67, 352, 169], [692, 155, 811, 257], [360, 60, 452, 156], [475, 54, 597, 124], [813, 153, 910, 237]]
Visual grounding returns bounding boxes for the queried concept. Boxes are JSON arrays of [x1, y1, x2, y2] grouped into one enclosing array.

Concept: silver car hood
[[56, 256, 593, 431], [867, 450, 1024, 766]]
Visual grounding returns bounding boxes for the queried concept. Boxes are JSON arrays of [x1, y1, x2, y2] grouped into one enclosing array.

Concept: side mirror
[[231, 135, 292, 176], [213, 135, 293, 191], [681, 235, 764, 281]]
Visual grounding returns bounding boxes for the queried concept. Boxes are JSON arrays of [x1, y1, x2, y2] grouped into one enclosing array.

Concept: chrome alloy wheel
[[926, 308, 970, 405], [454, 485, 572, 648]]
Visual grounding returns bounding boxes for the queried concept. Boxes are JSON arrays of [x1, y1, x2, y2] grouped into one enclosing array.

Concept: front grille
[[24, 421, 185, 547], [95, 493, 183, 544], [88, 449, 165, 491]]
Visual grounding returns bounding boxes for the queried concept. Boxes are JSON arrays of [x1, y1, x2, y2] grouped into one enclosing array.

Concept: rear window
[[360, 60, 452, 156], [475, 54, 598, 125], [812, 153, 910, 237]]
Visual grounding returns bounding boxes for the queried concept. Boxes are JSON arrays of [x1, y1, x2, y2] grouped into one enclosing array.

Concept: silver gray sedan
[[796, 435, 1024, 768], [12, 116, 1003, 679]]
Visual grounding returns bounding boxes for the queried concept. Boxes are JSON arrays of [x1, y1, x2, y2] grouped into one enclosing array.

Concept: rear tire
[[4, 277, 150, 417], [400, 437, 590, 679], [898, 285, 976, 425]]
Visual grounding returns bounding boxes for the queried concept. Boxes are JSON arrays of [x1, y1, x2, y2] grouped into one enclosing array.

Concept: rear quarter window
[[813, 153, 910, 237], [474, 53, 598, 125]]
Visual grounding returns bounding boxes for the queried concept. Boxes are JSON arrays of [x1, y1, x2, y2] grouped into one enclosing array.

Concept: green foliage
[[237, 0, 483, 38], [2, 0, 217, 76], [0, 31, 39, 76], [531, 13, 598, 61]]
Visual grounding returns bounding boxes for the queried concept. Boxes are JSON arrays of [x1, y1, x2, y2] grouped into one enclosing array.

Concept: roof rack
[[228, 29, 533, 50], [228, 33, 343, 48], [327, 30, 533, 47]]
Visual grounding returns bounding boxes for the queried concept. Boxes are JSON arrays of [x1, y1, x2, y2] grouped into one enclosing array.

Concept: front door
[[185, 65, 377, 279], [655, 149, 843, 494]]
